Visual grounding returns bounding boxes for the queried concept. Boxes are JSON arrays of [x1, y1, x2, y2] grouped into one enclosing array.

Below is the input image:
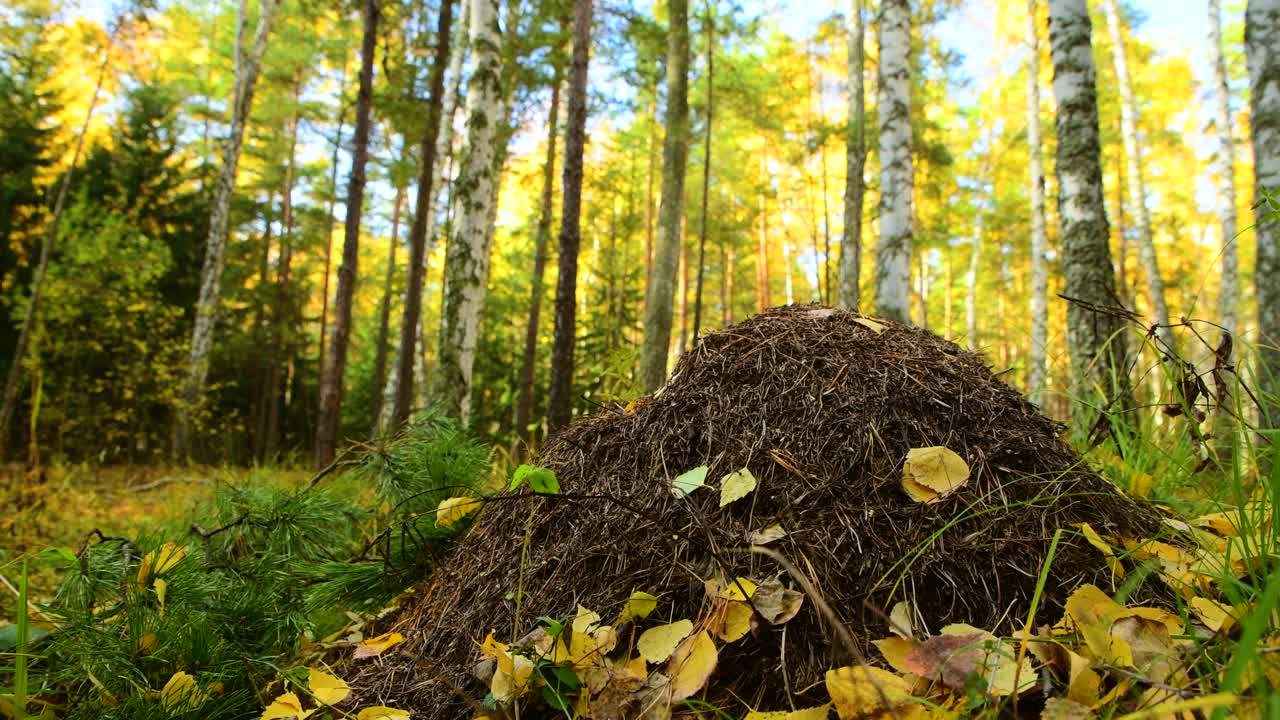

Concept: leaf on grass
[[617, 591, 659, 623], [260, 691, 313, 720], [637, 619, 694, 663], [853, 317, 887, 333], [354, 631, 404, 659], [138, 543, 187, 590], [668, 630, 718, 701], [307, 667, 351, 706], [825, 665, 916, 720], [162, 671, 206, 714], [1194, 510, 1243, 537], [901, 446, 969, 504], [671, 466, 708, 499], [748, 524, 787, 546], [1189, 597, 1236, 633], [1076, 522, 1126, 579], [155, 578, 169, 613], [479, 631, 508, 658], [356, 707, 411, 720], [435, 496, 481, 528], [900, 624, 1034, 697], [720, 467, 758, 507]]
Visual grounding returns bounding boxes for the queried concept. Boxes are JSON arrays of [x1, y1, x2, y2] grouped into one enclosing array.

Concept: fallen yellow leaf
[[720, 467, 758, 507], [825, 665, 917, 720], [356, 707, 411, 720], [436, 496, 481, 528], [668, 630, 718, 701], [161, 671, 206, 714], [354, 631, 404, 659], [307, 667, 351, 706], [854, 317, 887, 333], [748, 524, 787, 546], [637, 619, 694, 663], [491, 652, 534, 703], [137, 543, 187, 590], [1190, 597, 1236, 633], [617, 591, 659, 623], [260, 691, 313, 720], [901, 447, 969, 504], [1076, 522, 1126, 579]]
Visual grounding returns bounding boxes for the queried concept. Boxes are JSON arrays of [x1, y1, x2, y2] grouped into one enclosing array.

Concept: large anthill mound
[[353, 305, 1164, 715]]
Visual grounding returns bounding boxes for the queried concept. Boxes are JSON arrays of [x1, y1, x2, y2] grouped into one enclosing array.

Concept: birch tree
[[546, 0, 594, 431], [315, 0, 378, 466], [1209, 0, 1239, 334], [432, 0, 506, 422], [690, 0, 714, 343], [1028, 0, 1050, 405], [1047, 0, 1130, 425], [839, 0, 865, 310], [1101, 0, 1172, 347], [1247, 0, 1280, 426], [639, 0, 691, 392], [175, 0, 283, 455], [390, 0, 456, 429], [874, 0, 912, 323]]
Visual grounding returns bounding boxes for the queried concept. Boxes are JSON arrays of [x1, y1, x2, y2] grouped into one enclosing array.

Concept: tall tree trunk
[[839, 0, 866, 310], [638, 0, 691, 392], [265, 75, 303, 460], [874, 0, 913, 323], [691, 0, 714, 345], [381, 0, 470, 426], [0, 16, 119, 456], [370, 185, 405, 430], [678, 233, 689, 353], [1047, 0, 1131, 430], [315, 0, 378, 467], [1247, 0, 1280, 427], [391, 0, 455, 428], [966, 213, 983, 349], [943, 249, 953, 339], [725, 245, 735, 324], [250, 196, 277, 463], [177, 0, 284, 457], [782, 235, 795, 304], [515, 63, 564, 446], [1028, 0, 1050, 405], [433, 0, 506, 421], [546, 0, 593, 431], [756, 141, 770, 312], [1209, 0, 1239, 335], [1101, 0, 1172, 347], [645, 97, 657, 297], [318, 68, 348, 391]]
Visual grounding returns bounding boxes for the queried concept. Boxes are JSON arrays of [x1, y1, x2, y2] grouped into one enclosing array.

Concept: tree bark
[[966, 212, 983, 349], [432, 0, 506, 422], [546, 0, 593, 431], [1047, 0, 1131, 430], [318, 68, 348, 394], [264, 74, 303, 460], [691, 0, 714, 345], [1101, 0, 1172, 347], [315, 0, 378, 467], [370, 185, 405, 430], [390, 0, 455, 429], [756, 141, 770, 313], [1247, 0, 1280, 427], [638, 0, 691, 392], [1209, 0, 1239, 335], [515, 62, 564, 446], [177, 0, 283, 457], [874, 0, 913, 323], [0, 15, 120, 456], [1028, 0, 1050, 405]]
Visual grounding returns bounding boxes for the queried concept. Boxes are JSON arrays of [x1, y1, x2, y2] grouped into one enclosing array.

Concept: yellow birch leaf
[[1076, 523, 1125, 579], [356, 706, 411, 720], [307, 667, 351, 706], [570, 605, 602, 665], [889, 600, 915, 639], [787, 707, 831, 720], [1194, 511, 1243, 537], [854, 317, 887, 333], [354, 631, 404, 659], [717, 602, 754, 642], [260, 692, 313, 720], [672, 466, 709, 499], [1041, 698, 1093, 720], [138, 543, 187, 590], [720, 467, 758, 507], [1065, 585, 1135, 666], [825, 665, 917, 720], [1190, 597, 1236, 633], [161, 671, 205, 713], [744, 713, 787, 720], [435, 496, 481, 528], [717, 576, 759, 602], [137, 632, 159, 654], [902, 447, 969, 504], [638, 619, 694, 663], [668, 630, 717, 701], [155, 578, 168, 614], [617, 591, 659, 623], [479, 631, 508, 658], [874, 636, 916, 675], [748, 524, 787, 546], [491, 653, 534, 703]]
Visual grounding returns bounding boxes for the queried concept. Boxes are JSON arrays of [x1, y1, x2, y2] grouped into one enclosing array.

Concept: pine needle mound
[[355, 304, 1164, 715]]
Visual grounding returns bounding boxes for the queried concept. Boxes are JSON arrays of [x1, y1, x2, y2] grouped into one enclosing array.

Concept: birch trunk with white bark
[[1247, 0, 1280, 426], [1028, 0, 1050, 405], [1209, 0, 1239, 335], [839, 0, 865, 310], [874, 0, 912, 323]]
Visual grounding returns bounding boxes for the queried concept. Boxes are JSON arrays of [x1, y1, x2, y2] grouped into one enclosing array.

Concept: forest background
[[0, 0, 1275, 468]]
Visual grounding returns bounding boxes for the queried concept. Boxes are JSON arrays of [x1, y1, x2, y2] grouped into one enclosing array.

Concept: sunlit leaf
[[853, 317, 887, 333], [307, 667, 351, 706], [356, 707, 411, 720], [719, 467, 758, 507], [637, 619, 694, 663], [435, 496, 481, 528], [354, 631, 404, 659], [617, 591, 659, 623], [1190, 596, 1236, 633], [162, 671, 206, 714], [668, 630, 717, 701], [260, 691, 313, 720], [672, 465, 708, 499], [825, 665, 916, 720], [901, 446, 969, 504], [491, 652, 535, 703]]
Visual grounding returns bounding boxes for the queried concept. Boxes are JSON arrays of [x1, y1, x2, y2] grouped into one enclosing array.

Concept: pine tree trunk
[[546, 0, 593, 431], [1101, 0, 1172, 347], [371, 185, 405, 430], [1028, 0, 1050, 405], [177, 0, 283, 458], [515, 63, 564, 446], [840, 0, 866, 310], [433, 0, 506, 422], [265, 75, 303, 460], [874, 0, 913, 323], [1047, 0, 1131, 429], [315, 0, 378, 467], [1209, 0, 1239, 335], [1247, 0, 1280, 427], [691, 0, 714, 345], [391, 0, 455, 429], [638, 0, 691, 392], [0, 16, 119, 457]]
